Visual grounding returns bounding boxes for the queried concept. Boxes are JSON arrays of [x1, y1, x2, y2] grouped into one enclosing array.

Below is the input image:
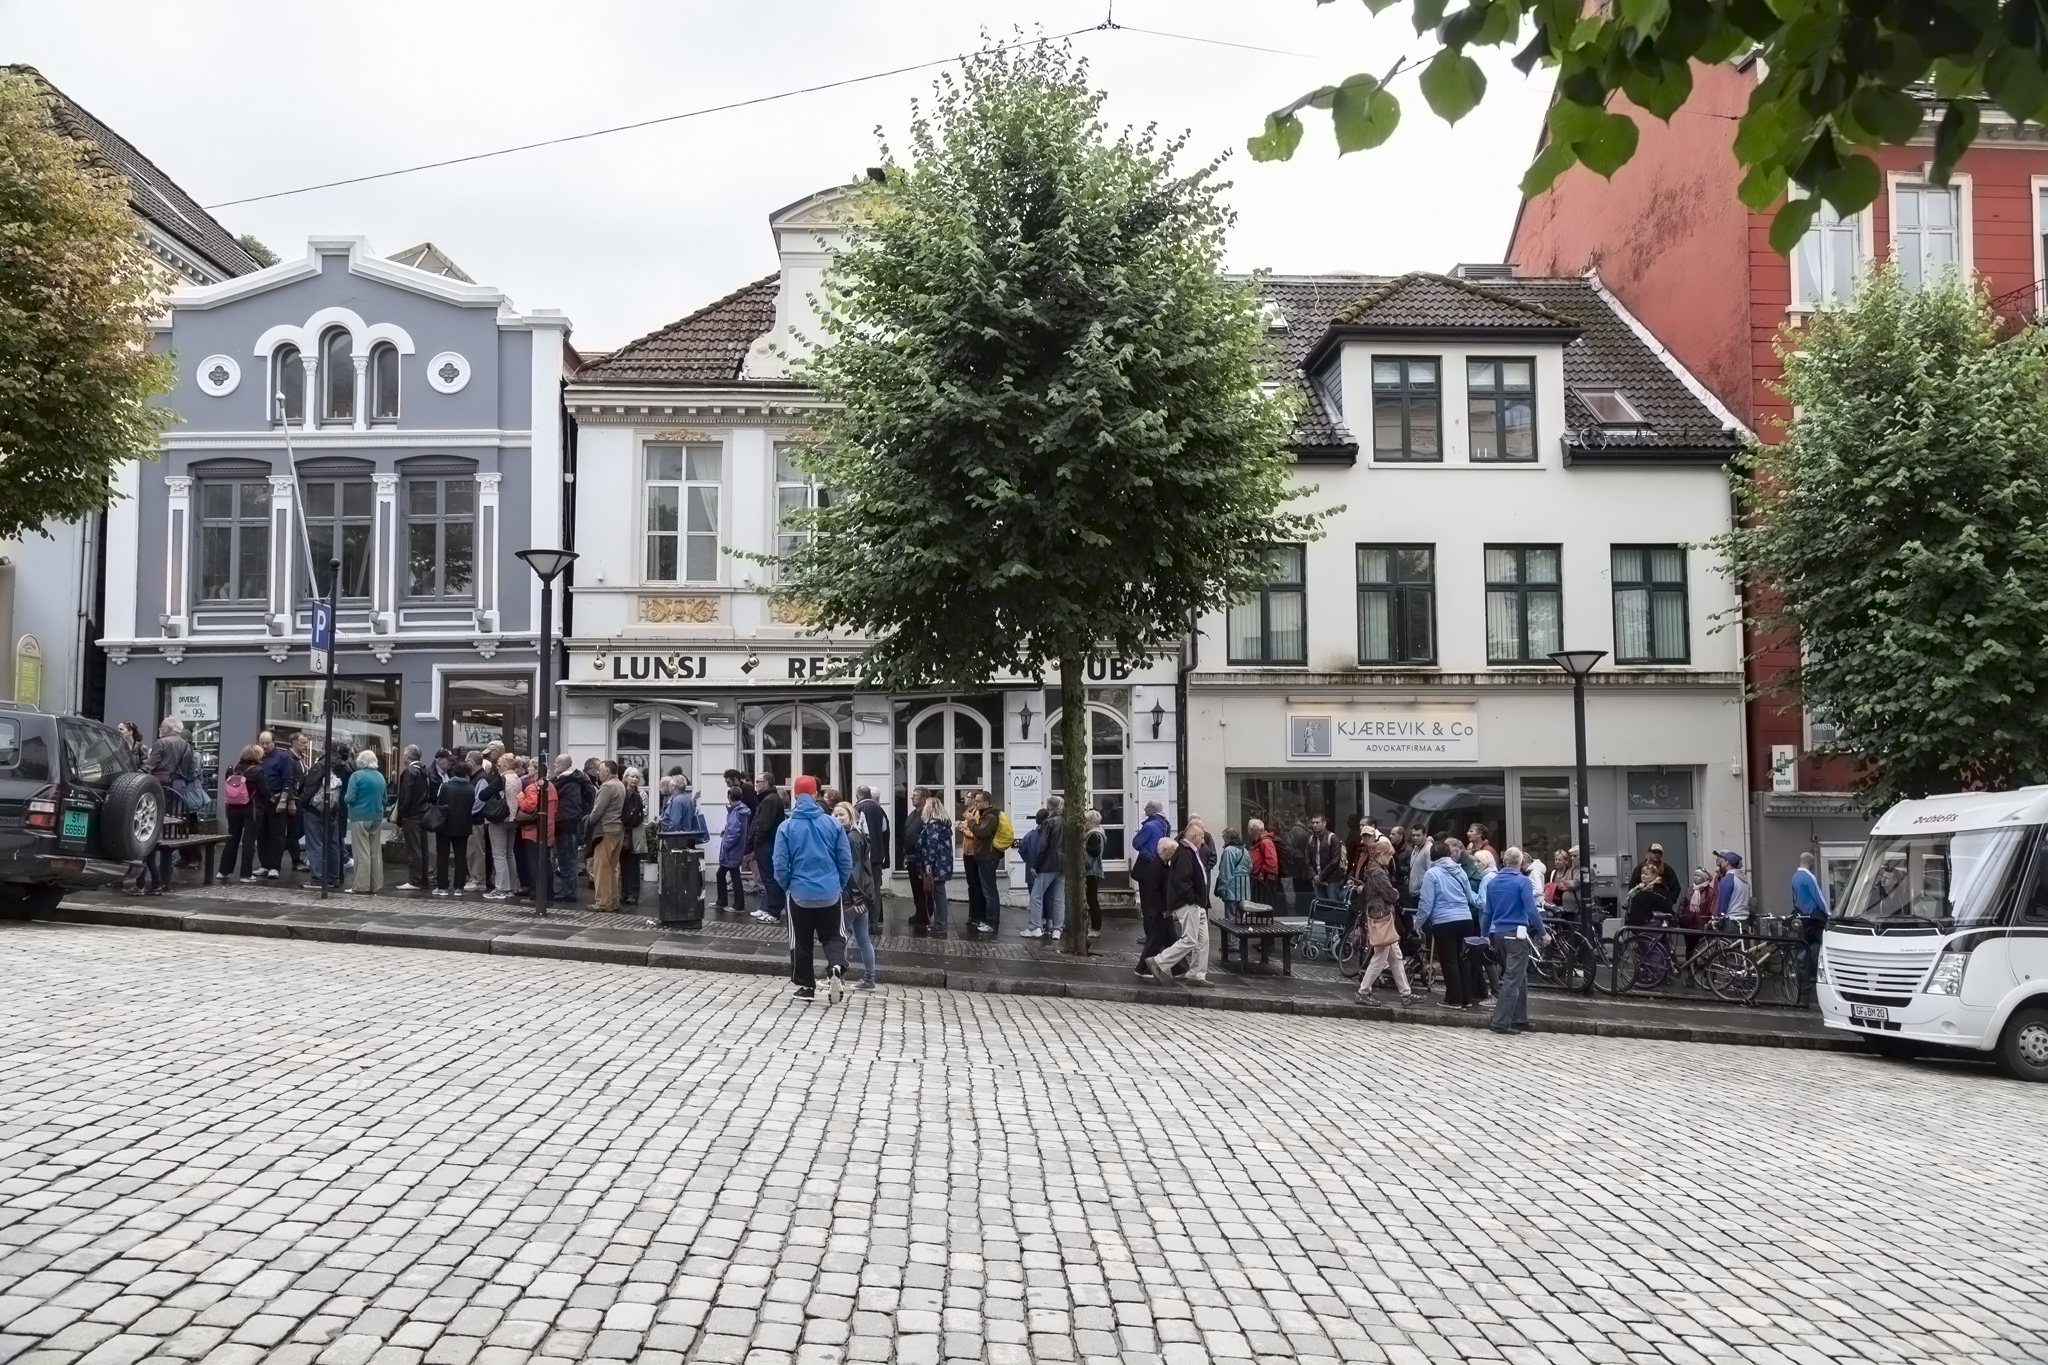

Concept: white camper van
[[1818, 787, 2048, 1079]]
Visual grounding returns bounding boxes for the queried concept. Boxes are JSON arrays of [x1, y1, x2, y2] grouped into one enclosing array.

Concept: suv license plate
[[61, 810, 88, 839], [1851, 1003, 1890, 1022]]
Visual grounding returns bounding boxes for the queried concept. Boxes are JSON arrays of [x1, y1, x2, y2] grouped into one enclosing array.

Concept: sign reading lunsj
[[1287, 706, 1480, 763]]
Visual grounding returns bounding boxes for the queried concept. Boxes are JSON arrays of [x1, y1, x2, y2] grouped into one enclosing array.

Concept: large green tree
[[1719, 265, 2048, 806], [1250, 0, 2048, 252], [0, 70, 175, 540], [773, 43, 1324, 955]]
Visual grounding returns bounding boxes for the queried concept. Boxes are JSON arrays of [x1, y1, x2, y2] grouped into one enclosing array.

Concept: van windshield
[[1835, 828, 2029, 930]]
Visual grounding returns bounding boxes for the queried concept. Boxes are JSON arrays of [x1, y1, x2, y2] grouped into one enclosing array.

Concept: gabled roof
[[576, 274, 781, 385], [7, 64, 261, 281], [1330, 271, 1578, 333], [386, 242, 474, 283], [1258, 270, 1742, 463]]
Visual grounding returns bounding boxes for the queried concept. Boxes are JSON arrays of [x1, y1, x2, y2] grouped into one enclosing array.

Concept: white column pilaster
[[371, 473, 398, 634], [163, 476, 192, 637], [267, 475, 295, 634], [476, 473, 501, 633], [352, 355, 369, 431], [299, 357, 318, 432]]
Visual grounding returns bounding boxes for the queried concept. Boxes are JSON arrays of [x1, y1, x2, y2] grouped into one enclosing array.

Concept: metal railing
[[1988, 279, 2048, 336]]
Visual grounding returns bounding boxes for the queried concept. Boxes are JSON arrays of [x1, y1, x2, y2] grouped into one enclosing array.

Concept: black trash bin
[[658, 832, 706, 928]]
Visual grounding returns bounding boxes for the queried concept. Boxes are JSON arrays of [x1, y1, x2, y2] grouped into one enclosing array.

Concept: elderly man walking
[[1483, 847, 1546, 1034], [1144, 821, 1215, 988]]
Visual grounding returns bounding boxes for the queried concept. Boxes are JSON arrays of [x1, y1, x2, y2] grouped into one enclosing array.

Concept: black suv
[[0, 705, 162, 916]]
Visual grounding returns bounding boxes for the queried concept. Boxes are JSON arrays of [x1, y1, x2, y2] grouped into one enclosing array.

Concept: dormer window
[[1576, 388, 1646, 428], [1467, 358, 1535, 462], [1310, 354, 1342, 423], [320, 327, 354, 425], [370, 342, 399, 421], [272, 344, 304, 424]]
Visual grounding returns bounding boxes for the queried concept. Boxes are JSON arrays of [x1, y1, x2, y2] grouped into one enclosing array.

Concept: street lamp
[[1549, 649, 1606, 940], [517, 548, 578, 917]]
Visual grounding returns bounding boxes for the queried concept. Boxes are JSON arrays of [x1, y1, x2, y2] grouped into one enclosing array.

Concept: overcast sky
[[3, 0, 1557, 349]]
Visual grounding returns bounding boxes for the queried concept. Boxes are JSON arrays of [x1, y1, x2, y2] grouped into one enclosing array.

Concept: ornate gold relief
[[768, 599, 818, 625], [640, 596, 719, 624]]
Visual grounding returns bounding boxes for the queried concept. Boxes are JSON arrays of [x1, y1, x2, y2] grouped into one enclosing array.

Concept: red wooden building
[[1506, 63, 2048, 906]]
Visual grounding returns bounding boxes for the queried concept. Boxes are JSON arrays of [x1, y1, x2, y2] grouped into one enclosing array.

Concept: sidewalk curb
[[40, 902, 1859, 1052]]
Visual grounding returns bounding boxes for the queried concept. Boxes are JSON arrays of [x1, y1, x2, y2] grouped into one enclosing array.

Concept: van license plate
[[1851, 1003, 1890, 1022]]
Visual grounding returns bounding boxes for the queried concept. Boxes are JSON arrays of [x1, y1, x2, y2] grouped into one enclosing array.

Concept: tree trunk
[[1059, 655, 1090, 955]]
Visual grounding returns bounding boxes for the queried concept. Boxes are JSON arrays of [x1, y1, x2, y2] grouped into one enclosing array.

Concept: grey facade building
[[100, 237, 569, 785]]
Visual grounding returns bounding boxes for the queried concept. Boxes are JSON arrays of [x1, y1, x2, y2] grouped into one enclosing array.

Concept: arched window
[[273, 344, 304, 424], [614, 706, 693, 786], [745, 703, 850, 795], [321, 327, 354, 424], [1049, 705, 1130, 864], [904, 703, 1000, 825], [369, 343, 399, 421]]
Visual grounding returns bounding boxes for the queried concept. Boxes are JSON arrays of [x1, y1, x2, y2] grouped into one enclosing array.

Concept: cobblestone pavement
[[2, 922, 2043, 1365]]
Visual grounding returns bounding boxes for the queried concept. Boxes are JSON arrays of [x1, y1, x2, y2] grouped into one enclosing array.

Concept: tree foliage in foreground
[[772, 42, 1323, 952], [1718, 266, 2048, 807], [0, 69, 175, 539], [1250, 0, 2048, 253]]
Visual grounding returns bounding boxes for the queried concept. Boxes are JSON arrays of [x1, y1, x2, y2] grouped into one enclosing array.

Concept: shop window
[[262, 676, 402, 771], [321, 327, 355, 425], [302, 479, 374, 600], [613, 704, 693, 784], [1611, 545, 1689, 664], [1372, 357, 1440, 461], [1227, 544, 1306, 666], [1467, 358, 1535, 462], [1050, 705, 1129, 863], [157, 679, 222, 797], [1356, 544, 1434, 665], [198, 479, 270, 604], [1626, 770, 1693, 811], [745, 702, 851, 795], [445, 675, 533, 754], [645, 444, 720, 583], [406, 477, 475, 599], [1484, 544, 1561, 663], [1229, 773, 1366, 859], [1517, 775, 1573, 863], [1368, 771, 1506, 846]]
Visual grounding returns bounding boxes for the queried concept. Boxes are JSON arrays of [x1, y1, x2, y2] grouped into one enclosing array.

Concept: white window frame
[[1787, 196, 1874, 316], [2032, 174, 2048, 291], [1887, 168, 1973, 289], [773, 441, 829, 565], [642, 441, 724, 586]]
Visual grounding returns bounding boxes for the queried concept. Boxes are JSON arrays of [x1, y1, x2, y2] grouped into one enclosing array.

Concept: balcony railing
[[1989, 279, 2047, 336]]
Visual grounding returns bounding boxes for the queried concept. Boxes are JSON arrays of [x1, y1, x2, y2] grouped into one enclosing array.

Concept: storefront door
[[1050, 704, 1131, 863], [614, 706, 694, 785]]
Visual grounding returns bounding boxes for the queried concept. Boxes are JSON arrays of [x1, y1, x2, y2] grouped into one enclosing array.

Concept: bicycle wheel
[[1552, 930, 1597, 994], [1701, 941, 1761, 1003], [1637, 935, 1671, 990], [1335, 933, 1362, 979]]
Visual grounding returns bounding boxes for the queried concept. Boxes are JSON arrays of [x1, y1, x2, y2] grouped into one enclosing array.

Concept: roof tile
[[577, 274, 780, 384]]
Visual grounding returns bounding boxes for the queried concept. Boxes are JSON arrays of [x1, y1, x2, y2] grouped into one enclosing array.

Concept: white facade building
[[1191, 270, 1751, 904], [563, 188, 1179, 878]]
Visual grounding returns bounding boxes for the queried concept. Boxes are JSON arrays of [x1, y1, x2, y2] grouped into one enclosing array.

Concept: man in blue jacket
[[773, 774, 854, 1002], [1416, 837, 1482, 1009], [1482, 847, 1547, 1035]]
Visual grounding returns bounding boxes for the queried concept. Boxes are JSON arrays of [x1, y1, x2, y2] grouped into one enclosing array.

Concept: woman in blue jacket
[[716, 776, 752, 914], [1416, 838, 1481, 1008]]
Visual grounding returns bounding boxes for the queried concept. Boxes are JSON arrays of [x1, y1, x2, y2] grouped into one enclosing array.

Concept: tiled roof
[[577, 274, 781, 384], [387, 242, 473, 283], [1331, 271, 1578, 332], [1256, 271, 1740, 460], [7, 65, 261, 280]]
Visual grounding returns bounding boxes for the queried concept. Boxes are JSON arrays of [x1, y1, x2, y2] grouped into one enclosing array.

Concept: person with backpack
[[1083, 808, 1108, 936], [1025, 797, 1066, 941], [716, 774, 751, 915], [433, 754, 476, 897], [854, 785, 889, 888], [513, 759, 554, 901], [834, 801, 882, 992], [773, 775, 853, 1002], [914, 795, 954, 934], [619, 767, 649, 907], [1215, 827, 1252, 922], [961, 790, 1001, 936], [297, 741, 349, 889], [585, 759, 628, 911], [392, 746, 436, 891], [1353, 836, 1414, 1006], [477, 754, 515, 901], [221, 744, 273, 882], [550, 754, 596, 903]]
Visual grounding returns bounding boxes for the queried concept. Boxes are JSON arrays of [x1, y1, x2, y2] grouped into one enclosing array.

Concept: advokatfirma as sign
[[1287, 706, 1480, 763]]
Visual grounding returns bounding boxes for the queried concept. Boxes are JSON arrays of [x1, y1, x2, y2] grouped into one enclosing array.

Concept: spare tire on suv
[[100, 772, 164, 863]]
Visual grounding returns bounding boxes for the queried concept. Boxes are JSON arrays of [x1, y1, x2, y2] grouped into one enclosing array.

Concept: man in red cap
[[772, 773, 855, 1001]]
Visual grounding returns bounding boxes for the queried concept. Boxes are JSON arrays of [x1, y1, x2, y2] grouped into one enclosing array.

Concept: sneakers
[[1147, 957, 1173, 985], [431, 888, 450, 898], [750, 909, 774, 923], [856, 980, 876, 992], [1019, 926, 1039, 938], [394, 883, 419, 892], [1356, 992, 1375, 1006], [826, 966, 846, 1005], [794, 985, 816, 1001], [265, 869, 279, 880]]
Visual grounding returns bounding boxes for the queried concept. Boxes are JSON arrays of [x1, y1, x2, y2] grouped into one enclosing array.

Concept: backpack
[[307, 770, 342, 813], [222, 771, 249, 807], [993, 810, 1015, 851]]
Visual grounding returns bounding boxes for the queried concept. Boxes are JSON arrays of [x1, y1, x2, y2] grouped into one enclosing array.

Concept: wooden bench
[[158, 834, 232, 886], [1212, 914, 1308, 976]]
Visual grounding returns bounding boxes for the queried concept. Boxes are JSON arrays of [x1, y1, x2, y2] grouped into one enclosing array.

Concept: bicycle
[[1695, 915, 1806, 1004], [1530, 921, 1598, 993]]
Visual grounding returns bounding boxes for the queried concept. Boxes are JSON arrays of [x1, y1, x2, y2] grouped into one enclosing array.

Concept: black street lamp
[[1549, 649, 1606, 936], [517, 548, 578, 917]]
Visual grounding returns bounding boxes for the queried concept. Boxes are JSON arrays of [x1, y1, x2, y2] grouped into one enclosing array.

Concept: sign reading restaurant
[[1287, 705, 1480, 763], [568, 648, 1173, 688]]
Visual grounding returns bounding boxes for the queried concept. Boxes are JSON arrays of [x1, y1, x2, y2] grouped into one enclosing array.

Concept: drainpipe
[[1175, 612, 1196, 822]]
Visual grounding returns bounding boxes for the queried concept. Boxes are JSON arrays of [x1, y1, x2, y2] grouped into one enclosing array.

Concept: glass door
[[615, 706, 693, 785]]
